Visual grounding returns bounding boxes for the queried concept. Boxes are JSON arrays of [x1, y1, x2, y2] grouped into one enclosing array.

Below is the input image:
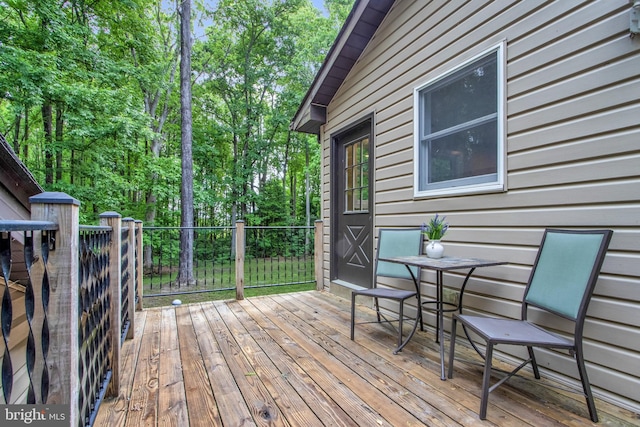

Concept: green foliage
[[0, 0, 354, 226], [421, 214, 449, 241]]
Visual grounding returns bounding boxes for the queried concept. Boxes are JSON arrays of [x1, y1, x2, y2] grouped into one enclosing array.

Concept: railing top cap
[[30, 191, 80, 206], [100, 211, 122, 218], [0, 220, 58, 232]]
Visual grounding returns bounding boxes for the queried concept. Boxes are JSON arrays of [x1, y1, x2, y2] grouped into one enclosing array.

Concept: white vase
[[426, 240, 444, 258]]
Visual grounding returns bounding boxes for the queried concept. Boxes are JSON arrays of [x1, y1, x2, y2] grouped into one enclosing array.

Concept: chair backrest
[[375, 228, 423, 282], [523, 229, 613, 321]]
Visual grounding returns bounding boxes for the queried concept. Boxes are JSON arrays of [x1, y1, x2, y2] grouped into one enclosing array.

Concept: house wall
[[0, 185, 30, 403], [0, 184, 30, 223], [1, 164, 32, 285], [1, 132, 42, 404], [0, 281, 29, 404], [319, 0, 640, 412]]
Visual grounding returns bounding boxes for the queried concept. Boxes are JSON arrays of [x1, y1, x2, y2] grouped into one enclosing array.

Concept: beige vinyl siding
[[0, 185, 30, 224], [1, 187, 31, 286], [0, 281, 29, 404], [319, 0, 640, 413]]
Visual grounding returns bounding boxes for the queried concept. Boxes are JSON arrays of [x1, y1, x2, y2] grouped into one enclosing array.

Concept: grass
[[143, 282, 317, 308], [142, 256, 315, 308], [144, 258, 313, 288]]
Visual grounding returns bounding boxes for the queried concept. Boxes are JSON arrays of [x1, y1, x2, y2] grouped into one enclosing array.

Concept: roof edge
[[291, 0, 394, 134]]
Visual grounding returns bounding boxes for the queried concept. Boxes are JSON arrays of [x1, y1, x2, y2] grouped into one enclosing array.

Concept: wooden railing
[[0, 192, 143, 427], [1, 191, 324, 426]]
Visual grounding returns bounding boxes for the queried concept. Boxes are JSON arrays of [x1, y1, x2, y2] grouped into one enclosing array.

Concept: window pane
[[345, 189, 353, 211], [360, 190, 368, 211], [344, 165, 351, 189], [353, 189, 361, 210], [428, 121, 497, 183], [429, 56, 497, 134], [360, 165, 368, 188], [361, 138, 369, 163], [354, 140, 361, 163], [345, 188, 362, 211]]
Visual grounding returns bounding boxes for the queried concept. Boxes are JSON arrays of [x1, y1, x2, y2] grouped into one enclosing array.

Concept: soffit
[[0, 133, 43, 212], [291, 0, 395, 134]]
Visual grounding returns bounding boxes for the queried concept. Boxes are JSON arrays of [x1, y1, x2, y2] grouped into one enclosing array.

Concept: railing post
[[314, 220, 324, 291], [100, 212, 122, 398], [29, 192, 80, 425], [135, 220, 144, 311], [235, 220, 245, 300], [122, 218, 136, 340]]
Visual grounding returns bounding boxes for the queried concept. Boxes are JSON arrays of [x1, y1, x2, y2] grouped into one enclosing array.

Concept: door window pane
[[344, 137, 369, 212]]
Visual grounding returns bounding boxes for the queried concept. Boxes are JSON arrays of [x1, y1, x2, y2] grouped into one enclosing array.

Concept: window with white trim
[[415, 45, 504, 196]]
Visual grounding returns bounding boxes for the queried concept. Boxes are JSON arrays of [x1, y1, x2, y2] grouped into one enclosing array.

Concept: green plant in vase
[[421, 214, 448, 258]]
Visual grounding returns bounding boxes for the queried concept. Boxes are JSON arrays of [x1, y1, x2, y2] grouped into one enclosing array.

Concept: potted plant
[[422, 214, 448, 258]]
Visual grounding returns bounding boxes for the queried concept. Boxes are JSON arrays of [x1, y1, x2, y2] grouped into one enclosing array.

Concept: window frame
[[343, 135, 370, 214], [413, 42, 506, 198]]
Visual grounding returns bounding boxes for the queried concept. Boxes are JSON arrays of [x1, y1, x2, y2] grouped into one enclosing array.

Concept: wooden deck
[[95, 291, 639, 427]]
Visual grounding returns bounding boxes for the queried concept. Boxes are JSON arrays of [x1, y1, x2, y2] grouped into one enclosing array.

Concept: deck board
[[250, 295, 409, 426], [233, 299, 357, 427], [189, 303, 252, 426], [205, 299, 286, 426], [176, 305, 219, 426], [124, 308, 160, 427], [95, 291, 639, 427], [275, 293, 484, 426], [158, 307, 188, 426], [218, 299, 319, 426]]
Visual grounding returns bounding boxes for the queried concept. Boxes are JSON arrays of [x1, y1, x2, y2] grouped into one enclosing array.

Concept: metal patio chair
[[447, 228, 613, 422], [350, 228, 424, 354]]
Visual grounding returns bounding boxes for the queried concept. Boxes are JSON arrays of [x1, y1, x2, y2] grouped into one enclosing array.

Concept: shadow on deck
[[94, 291, 639, 426]]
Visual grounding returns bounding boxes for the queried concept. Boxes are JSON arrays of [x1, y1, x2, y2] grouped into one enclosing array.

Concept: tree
[[0, 0, 349, 230], [193, 0, 327, 225], [0, 0, 157, 219], [177, 0, 195, 286]]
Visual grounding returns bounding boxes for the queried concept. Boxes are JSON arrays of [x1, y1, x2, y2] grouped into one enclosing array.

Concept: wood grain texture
[[157, 308, 188, 427], [95, 291, 640, 427], [124, 308, 161, 427], [175, 305, 220, 427]]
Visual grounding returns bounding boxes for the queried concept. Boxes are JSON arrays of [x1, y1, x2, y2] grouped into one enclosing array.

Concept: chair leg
[[416, 293, 424, 332], [374, 297, 381, 322], [576, 346, 599, 422], [397, 300, 404, 349], [447, 316, 458, 379], [528, 346, 540, 379], [479, 343, 494, 420], [350, 293, 357, 340]]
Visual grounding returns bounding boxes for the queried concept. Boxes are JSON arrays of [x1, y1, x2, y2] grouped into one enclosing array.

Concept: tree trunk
[[230, 133, 239, 258], [55, 103, 64, 182], [140, 3, 178, 270], [13, 113, 21, 154], [71, 150, 75, 185], [143, 139, 160, 269], [23, 108, 29, 160], [177, 0, 195, 286], [305, 136, 312, 253], [42, 101, 53, 185]]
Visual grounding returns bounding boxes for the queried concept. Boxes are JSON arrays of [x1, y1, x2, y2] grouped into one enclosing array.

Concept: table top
[[378, 255, 507, 271]]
